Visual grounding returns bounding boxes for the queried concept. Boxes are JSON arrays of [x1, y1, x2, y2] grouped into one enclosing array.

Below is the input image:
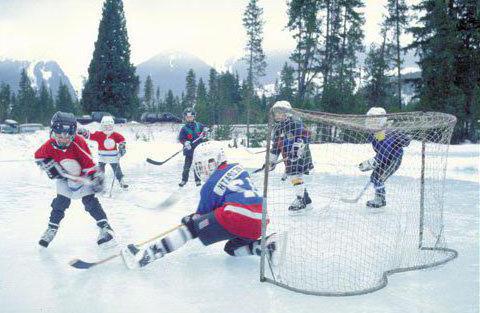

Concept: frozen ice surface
[[0, 124, 478, 313]]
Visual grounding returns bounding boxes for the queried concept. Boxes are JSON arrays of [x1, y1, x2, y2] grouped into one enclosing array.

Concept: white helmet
[[100, 115, 114, 135], [366, 107, 387, 130], [193, 141, 227, 182], [271, 100, 292, 122]]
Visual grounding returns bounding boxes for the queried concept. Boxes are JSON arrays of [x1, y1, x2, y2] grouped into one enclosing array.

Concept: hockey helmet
[[50, 111, 77, 149], [193, 141, 226, 182], [271, 100, 292, 122], [183, 107, 196, 122], [100, 115, 115, 135], [366, 107, 387, 130]]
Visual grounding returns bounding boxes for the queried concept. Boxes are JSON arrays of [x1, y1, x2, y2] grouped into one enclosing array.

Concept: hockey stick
[[251, 158, 285, 174], [69, 224, 183, 269], [146, 135, 205, 166], [108, 160, 120, 198], [340, 180, 370, 203], [245, 148, 266, 155]]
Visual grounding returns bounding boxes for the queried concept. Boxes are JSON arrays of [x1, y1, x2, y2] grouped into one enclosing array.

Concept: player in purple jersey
[[359, 107, 411, 208]]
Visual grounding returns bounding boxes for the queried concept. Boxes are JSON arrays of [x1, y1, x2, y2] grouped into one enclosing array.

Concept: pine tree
[[165, 90, 175, 114], [155, 86, 161, 111], [81, 0, 139, 118], [143, 75, 154, 111], [277, 62, 296, 103], [37, 82, 55, 124], [195, 78, 209, 123], [0, 83, 11, 122], [185, 69, 197, 108], [242, 0, 267, 147], [287, 0, 323, 104], [409, 0, 479, 142], [56, 82, 76, 114], [14, 69, 36, 123], [208, 68, 218, 124], [385, 0, 409, 109]]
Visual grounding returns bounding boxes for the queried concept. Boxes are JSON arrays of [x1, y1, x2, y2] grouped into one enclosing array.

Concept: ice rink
[[0, 124, 478, 313]]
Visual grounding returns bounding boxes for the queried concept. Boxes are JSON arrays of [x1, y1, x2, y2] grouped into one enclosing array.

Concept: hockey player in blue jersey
[[178, 107, 206, 187], [269, 101, 314, 214], [121, 141, 275, 269], [359, 107, 411, 208]]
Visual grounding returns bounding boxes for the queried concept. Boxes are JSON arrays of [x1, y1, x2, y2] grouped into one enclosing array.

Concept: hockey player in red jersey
[[121, 141, 276, 269], [35, 112, 116, 248], [77, 115, 128, 189]]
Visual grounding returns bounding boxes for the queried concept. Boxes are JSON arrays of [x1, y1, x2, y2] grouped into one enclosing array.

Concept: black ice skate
[[195, 180, 201, 187], [97, 222, 116, 247], [119, 179, 129, 189], [39, 225, 58, 248], [366, 193, 386, 209], [178, 181, 187, 187], [288, 191, 312, 215]]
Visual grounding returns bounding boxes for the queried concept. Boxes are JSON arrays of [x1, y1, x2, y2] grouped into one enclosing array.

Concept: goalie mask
[[50, 111, 77, 149], [272, 100, 292, 122], [101, 115, 115, 135], [193, 141, 226, 182]]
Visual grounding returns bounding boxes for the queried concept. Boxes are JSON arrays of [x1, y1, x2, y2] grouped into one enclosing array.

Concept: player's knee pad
[[51, 195, 71, 211], [82, 194, 101, 212]]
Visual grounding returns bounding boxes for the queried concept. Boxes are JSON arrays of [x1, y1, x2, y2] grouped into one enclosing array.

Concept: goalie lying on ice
[[121, 141, 276, 269]]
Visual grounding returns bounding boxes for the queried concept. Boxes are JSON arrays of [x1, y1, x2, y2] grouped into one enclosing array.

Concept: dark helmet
[[50, 111, 77, 149], [183, 107, 196, 119]]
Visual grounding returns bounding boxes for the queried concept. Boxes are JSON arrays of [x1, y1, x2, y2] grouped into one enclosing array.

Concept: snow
[[40, 67, 52, 82], [0, 123, 478, 313]]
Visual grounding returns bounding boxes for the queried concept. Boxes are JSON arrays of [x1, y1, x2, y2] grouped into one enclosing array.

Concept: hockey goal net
[[259, 108, 458, 296]]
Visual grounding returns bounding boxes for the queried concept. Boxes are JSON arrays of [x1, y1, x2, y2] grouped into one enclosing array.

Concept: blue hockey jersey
[[196, 163, 264, 239], [369, 131, 411, 165]]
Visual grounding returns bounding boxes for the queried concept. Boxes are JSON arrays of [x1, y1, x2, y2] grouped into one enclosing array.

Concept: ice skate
[[97, 223, 117, 247], [288, 191, 312, 215], [39, 225, 58, 248]]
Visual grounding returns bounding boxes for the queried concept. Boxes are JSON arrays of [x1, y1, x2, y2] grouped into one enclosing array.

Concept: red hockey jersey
[[34, 136, 96, 176]]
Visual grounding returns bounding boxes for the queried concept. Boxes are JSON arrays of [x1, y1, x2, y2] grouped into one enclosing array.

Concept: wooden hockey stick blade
[[69, 225, 183, 270]]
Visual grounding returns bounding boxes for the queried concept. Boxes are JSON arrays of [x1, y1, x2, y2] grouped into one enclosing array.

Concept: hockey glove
[[358, 158, 377, 172], [118, 142, 126, 157], [181, 213, 200, 238], [88, 171, 105, 193], [77, 128, 90, 138], [36, 158, 63, 179], [290, 140, 305, 162], [183, 141, 192, 151]]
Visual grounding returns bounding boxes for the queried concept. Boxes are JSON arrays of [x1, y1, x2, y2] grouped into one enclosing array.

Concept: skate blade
[[98, 238, 119, 249], [365, 206, 386, 214], [288, 204, 313, 216]]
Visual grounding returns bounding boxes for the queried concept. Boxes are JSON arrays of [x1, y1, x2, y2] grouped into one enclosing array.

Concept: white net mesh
[[260, 109, 458, 296]]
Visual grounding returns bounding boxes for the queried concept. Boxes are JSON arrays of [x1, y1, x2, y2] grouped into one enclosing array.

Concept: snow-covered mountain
[[0, 59, 77, 98], [136, 51, 211, 97]]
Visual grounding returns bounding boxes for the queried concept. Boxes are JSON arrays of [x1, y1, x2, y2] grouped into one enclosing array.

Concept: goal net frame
[[259, 108, 458, 296]]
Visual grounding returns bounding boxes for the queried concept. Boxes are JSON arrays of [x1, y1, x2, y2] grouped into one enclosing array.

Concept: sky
[[0, 0, 416, 91]]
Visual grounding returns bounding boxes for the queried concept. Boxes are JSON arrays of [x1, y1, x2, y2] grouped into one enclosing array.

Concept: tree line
[[0, 69, 77, 125], [1, 0, 478, 143]]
